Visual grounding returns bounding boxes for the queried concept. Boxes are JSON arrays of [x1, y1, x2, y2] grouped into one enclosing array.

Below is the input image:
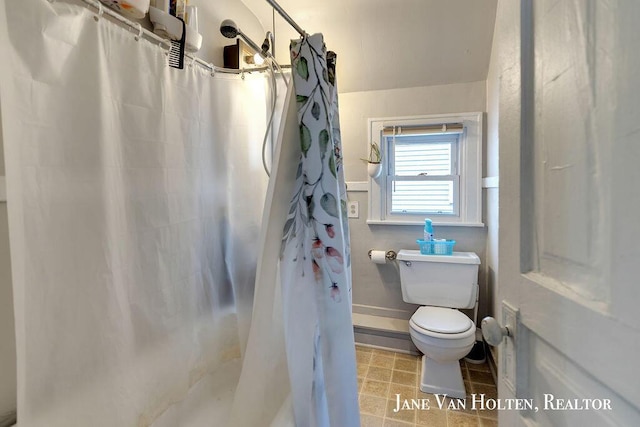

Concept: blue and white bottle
[[423, 218, 434, 241]]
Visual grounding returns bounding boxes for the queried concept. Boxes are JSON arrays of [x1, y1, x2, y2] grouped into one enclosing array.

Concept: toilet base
[[419, 355, 467, 399]]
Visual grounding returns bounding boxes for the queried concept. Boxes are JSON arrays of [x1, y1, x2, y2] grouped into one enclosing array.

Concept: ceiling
[[241, 0, 498, 93]]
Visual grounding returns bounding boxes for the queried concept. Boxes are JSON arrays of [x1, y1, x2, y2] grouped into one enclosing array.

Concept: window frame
[[367, 112, 484, 226], [386, 133, 460, 217]]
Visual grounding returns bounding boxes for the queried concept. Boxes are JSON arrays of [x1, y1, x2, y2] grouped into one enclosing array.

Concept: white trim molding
[[346, 181, 368, 192], [482, 176, 499, 188]]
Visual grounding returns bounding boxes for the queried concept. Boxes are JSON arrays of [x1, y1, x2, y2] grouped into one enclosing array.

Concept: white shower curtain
[[228, 35, 360, 427], [0, 1, 272, 425]]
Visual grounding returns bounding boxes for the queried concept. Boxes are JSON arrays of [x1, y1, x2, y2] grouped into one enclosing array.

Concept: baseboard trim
[[354, 327, 418, 355], [352, 313, 411, 333], [352, 312, 418, 354], [352, 304, 414, 321], [355, 342, 415, 356]]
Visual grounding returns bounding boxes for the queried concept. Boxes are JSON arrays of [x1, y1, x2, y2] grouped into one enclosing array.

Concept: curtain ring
[[209, 63, 215, 77], [188, 55, 197, 68], [240, 69, 245, 80], [94, 1, 103, 22], [134, 23, 143, 41]]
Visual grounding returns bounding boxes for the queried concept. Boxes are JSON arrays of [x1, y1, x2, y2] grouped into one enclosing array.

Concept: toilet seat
[[410, 307, 474, 338]]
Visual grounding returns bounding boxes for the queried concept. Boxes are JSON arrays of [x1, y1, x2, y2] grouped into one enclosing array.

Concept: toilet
[[396, 250, 480, 399]]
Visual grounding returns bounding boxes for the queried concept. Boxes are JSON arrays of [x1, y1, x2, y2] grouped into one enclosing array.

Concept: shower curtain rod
[[266, 0, 307, 37], [75, 0, 284, 76]]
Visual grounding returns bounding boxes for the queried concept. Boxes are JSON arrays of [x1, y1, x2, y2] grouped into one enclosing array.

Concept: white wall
[[485, 0, 521, 353], [0, 204, 15, 426], [242, 0, 498, 94], [339, 82, 490, 321], [0, 108, 17, 425], [184, 0, 264, 66], [340, 81, 487, 182], [484, 0, 516, 359]]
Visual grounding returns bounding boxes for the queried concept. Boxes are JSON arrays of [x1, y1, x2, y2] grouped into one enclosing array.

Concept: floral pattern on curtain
[[280, 34, 360, 426]]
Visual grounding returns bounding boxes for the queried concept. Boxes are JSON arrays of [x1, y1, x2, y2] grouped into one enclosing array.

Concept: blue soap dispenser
[[424, 218, 434, 241]]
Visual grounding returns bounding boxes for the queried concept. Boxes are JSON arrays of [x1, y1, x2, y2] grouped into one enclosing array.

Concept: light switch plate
[[347, 201, 359, 218]]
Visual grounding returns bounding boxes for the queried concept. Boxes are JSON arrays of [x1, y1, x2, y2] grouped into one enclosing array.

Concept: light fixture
[[253, 53, 265, 65]]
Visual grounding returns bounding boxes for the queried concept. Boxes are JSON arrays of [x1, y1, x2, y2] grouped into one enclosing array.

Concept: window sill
[[365, 219, 485, 227]]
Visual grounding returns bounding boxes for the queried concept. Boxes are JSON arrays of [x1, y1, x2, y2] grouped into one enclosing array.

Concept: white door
[[495, 1, 640, 426]]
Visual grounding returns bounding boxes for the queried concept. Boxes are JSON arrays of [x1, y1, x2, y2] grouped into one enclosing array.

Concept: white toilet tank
[[396, 250, 480, 309]]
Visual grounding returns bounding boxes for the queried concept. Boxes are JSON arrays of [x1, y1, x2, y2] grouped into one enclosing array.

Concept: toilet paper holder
[[368, 250, 397, 261]]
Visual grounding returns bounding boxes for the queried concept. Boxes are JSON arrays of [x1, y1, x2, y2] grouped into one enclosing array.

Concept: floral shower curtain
[[280, 34, 360, 426]]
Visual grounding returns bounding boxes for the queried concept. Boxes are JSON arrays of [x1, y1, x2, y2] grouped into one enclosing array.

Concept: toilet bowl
[[409, 306, 475, 398], [396, 250, 481, 399]]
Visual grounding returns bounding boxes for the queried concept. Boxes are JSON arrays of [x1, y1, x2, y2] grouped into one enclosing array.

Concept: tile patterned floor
[[356, 345, 498, 427]]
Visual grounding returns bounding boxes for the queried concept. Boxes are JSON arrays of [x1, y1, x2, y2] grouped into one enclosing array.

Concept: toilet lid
[[411, 307, 473, 334]]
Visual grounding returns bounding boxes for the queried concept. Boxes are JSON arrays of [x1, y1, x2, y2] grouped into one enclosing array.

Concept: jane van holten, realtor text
[[394, 393, 613, 413]]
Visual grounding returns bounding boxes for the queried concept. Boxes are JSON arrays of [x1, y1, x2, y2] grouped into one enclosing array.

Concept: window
[[367, 113, 483, 226], [388, 133, 459, 215]]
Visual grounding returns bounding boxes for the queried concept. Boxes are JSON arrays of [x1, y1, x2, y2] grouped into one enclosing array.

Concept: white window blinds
[[386, 134, 459, 215]]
